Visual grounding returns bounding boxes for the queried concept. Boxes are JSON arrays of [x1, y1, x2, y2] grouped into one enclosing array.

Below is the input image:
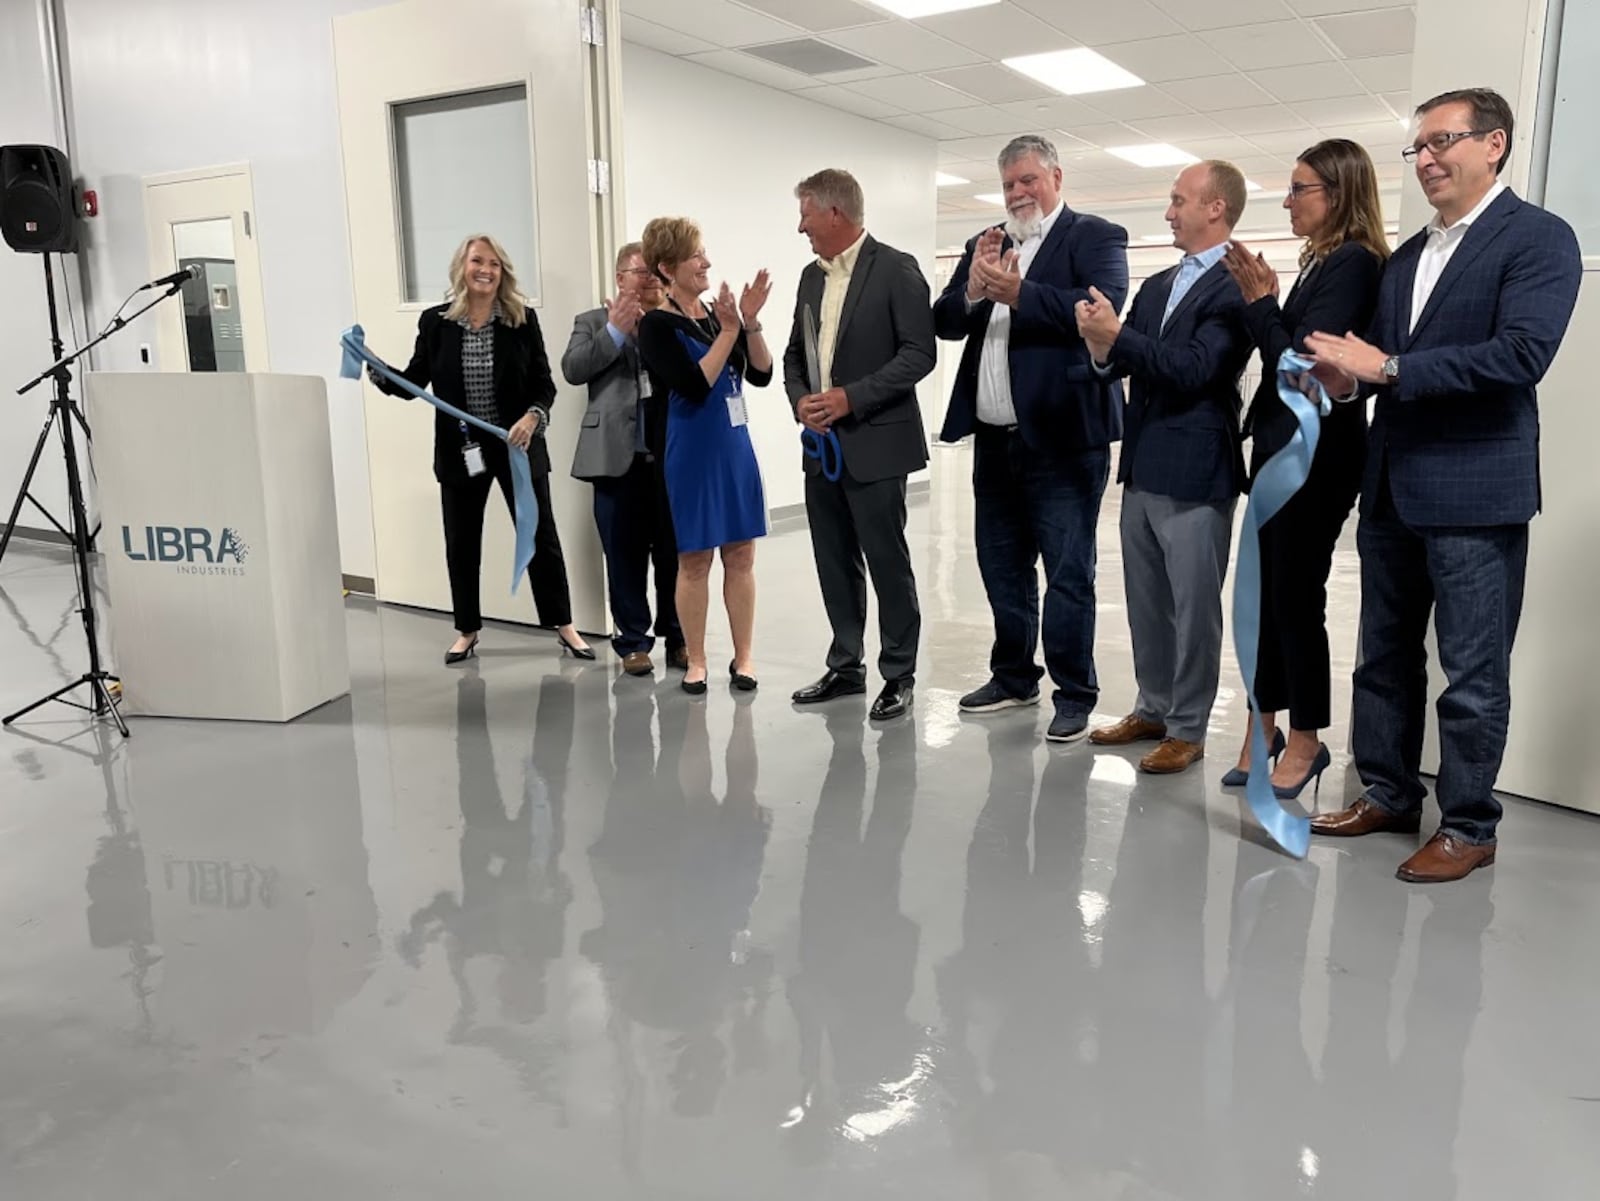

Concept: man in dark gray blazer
[[563, 242, 684, 676], [784, 169, 936, 721]]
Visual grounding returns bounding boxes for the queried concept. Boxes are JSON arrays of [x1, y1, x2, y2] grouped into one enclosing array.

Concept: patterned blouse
[[456, 303, 550, 435]]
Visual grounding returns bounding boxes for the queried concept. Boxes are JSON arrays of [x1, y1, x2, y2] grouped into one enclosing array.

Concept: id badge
[[726, 377, 748, 428], [639, 370, 653, 399], [462, 442, 487, 477]]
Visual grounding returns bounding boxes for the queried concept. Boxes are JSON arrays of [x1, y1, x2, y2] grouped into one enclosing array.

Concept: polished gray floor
[[4, 449, 1599, 1200]]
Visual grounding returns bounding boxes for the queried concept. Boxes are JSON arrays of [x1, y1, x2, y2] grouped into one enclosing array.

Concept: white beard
[[1005, 207, 1043, 243]]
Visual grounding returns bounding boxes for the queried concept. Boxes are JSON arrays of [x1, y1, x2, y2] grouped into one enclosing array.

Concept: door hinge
[[243, 210, 252, 238], [587, 159, 611, 196], [579, 6, 605, 46]]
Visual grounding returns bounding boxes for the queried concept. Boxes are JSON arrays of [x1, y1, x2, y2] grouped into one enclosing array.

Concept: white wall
[[620, 43, 939, 514], [0, 1, 77, 538], [50, 0, 387, 579]]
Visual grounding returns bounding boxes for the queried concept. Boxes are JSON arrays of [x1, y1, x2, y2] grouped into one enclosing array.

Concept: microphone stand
[[3, 257, 188, 737]]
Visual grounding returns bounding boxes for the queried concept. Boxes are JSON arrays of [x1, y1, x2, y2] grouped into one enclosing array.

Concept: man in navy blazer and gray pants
[[1305, 88, 1582, 883], [934, 134, 1130, 744], [1077, 160, 1253, 775]]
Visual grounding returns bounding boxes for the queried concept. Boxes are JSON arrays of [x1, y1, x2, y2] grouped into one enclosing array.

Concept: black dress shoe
[[870, 680, 912, 721], [729, 661, 758, 692], [445, 634, 479, 665], [791, 670, 867, 704]]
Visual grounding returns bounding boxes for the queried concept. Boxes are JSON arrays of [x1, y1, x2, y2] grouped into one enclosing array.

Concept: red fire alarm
[[79, 189, 98, 218]]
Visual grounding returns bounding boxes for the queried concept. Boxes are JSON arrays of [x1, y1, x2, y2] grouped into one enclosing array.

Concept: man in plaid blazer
[[1076, 160, 1253, 775], [1306, 87, 1583, 883]]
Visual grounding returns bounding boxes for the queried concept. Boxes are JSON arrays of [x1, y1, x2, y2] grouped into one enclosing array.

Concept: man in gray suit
[[563, 242, 685, 676], [784, 169, 936, 722]]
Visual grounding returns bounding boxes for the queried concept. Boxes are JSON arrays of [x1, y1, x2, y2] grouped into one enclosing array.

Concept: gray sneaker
[[958, 680, 1041, 713], [1046, 712, 1090, 743]]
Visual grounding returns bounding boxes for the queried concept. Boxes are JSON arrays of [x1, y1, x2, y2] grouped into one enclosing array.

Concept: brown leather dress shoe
[[1139, 737, 1204, 774], [1309, 797, 1422, 837], [665, 646, 689, 671], [1396, 832, 1496, 883], [1089, 714, 1168, 746], [622, 651, 653, 677]]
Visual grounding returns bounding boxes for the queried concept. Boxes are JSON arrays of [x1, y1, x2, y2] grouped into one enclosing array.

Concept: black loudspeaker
[[0, 144, 78, 254]]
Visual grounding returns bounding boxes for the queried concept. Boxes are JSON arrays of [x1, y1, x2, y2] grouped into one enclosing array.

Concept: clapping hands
[[1073, 286, 1122, 363]]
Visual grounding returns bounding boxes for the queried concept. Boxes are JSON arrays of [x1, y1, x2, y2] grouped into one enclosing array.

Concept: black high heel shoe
[[557, 630, 596, 660], [728, 660, 758, 693], [1220, 727, 1286, 787], [445, 633, 479, 666], [1273, 743, 1332, 800]]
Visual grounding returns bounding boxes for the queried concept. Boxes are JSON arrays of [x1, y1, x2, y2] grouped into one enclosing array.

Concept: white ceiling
[[620, 0, 1418, 241]]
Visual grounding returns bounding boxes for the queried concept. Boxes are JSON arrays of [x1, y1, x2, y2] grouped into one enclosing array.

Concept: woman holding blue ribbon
[[636, 217, 772, 695], [370, 234, 594, 665], [1221, 140, 1388, 796]]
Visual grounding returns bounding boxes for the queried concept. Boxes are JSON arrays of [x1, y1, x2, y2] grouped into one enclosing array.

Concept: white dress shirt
[[974, 200, 1065, 427], [1410, 180, 1506, 333], [816, 228, 867, 391]]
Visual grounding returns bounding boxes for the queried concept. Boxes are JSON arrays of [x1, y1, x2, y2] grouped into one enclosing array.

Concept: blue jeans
[[1351, 496, 1528, 845], [972, 426, 1110, 717]]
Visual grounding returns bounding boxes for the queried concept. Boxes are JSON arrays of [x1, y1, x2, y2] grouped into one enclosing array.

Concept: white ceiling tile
[[827, 21, 985, 71], [995, 95, 1118, 128], [883, 113, 970, 139], [1125, 112, 1230, 143], [736, 0, 893, 32], [926, 64, 1057, 104], [1162, 73, 1275, 111], [621, 0, 802, 48], [1099, 35, 1234, 83], [916, 5, 1079, 60], [940, 135, 1012, 162], [811, 63, 902, 83], [795, 84, 906, 119], [1218, 103, 1313, 135], [1243, 127, 1323, 154], [1009, 0, 1183, 44], [1313, 9, 1416, 59], [925, 104, 1035, 136], [1180, 134, 1274, 159], [1379, 91, 1411, 119], [620, 14, 717, 56], [1199, 21, 1337, 70], [1291, 94, 1395, 127], [1251, 60, 1365, 103], [1285, 0, 1399, 13], [685, 49, 820, 90], [1153, 0, 1302, 32], [1082, 85, 1193, 121], [1232, 154, 1295, 175], [1345, 53, 1413, 93], [841, 73, 973, 110], [1051, 121, 1145, 148]]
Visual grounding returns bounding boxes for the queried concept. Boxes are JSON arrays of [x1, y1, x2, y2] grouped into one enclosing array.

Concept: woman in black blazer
[[1222, 140, 1388, 796], [373, 234, 593, 664]]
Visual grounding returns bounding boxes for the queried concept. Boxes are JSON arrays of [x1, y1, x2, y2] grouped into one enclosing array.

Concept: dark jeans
[[973, 426, 1110, 717], [441, 463, 572, 634], [1351, 486, 1528, 845], [592, 453, 682, 655]]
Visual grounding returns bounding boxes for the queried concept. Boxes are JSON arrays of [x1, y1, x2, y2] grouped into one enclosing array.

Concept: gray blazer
[[562, 307, 645, 481]]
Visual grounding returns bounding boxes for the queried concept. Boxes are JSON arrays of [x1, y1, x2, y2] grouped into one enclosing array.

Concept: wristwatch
[[1381, 355, 1400, 381]]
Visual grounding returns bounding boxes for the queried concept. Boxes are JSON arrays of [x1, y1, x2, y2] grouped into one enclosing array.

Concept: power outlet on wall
[[138, 343, 152, 366]]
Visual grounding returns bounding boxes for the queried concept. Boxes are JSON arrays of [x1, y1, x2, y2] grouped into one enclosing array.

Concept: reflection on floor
[[3, 450, 1598, 1200]]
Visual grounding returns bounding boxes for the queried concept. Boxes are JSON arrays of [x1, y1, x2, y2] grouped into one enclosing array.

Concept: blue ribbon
[[339, 325, 537, 595], [1231, 349, 1336, 859], [802, 427, 844, 482]]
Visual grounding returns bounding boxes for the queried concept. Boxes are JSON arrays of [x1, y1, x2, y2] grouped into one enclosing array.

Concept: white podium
[[86, 372, 350, 721]]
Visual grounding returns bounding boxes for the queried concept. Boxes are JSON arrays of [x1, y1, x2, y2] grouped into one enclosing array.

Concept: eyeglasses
[[1285, 182, 1328, 200], [618, 267, 654, 277], [1401, 129, 1492, 162]]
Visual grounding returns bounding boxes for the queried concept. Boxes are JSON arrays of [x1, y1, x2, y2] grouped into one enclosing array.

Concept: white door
[[142, 166, 269, 374], [333, 0, 612, 630]]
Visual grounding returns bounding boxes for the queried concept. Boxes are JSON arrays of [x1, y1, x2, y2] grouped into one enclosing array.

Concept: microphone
[[141, 264, 201, 291]]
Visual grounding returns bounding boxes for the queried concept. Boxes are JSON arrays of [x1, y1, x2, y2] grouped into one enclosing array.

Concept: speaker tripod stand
[[3, 255, 185, 736]]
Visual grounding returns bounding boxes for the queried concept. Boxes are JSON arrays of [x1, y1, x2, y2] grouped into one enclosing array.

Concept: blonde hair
[[641, 216, 701, 284], [444, 234, 526, 328], [1200, 160, 1249, 229]]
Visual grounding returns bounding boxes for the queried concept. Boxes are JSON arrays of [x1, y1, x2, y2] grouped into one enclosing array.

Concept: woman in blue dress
[[637, 217, 772, 695]]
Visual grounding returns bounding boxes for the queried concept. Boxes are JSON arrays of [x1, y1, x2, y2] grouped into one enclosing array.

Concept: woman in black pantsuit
[[1222, 140, 1388, 795], [373, 233, 594, 664]]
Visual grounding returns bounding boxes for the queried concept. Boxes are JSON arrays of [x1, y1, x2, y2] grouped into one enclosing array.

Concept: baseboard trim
[[341, 574, 376, 595]]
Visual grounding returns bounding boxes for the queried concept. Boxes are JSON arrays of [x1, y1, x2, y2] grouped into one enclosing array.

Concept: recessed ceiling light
[[935, 172, 970, 186], [1245, 180, 1263, 192], [1001, 48, 1144, 97], [974, 193, 1006, 206], [865, 0, 1002, 17], [1106, 143, 1200, 168]]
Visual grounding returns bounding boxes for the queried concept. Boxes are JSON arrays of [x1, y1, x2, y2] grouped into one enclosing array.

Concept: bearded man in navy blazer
[[1304, 88, 1582, 883], [1076, 160, 1253, 776], [933, 134, 1130, 745]]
